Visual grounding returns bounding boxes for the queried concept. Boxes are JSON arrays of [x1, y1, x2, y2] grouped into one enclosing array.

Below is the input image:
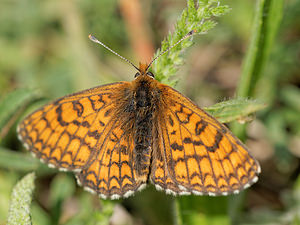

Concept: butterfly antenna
[[146, 29, 197, 71], [89, 34, 140, 72]]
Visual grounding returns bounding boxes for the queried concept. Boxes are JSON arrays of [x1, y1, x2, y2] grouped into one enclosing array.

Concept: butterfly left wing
[[17, 82, 129, 171], [18, 82, 147, 199], [151, 84, 260, 196]]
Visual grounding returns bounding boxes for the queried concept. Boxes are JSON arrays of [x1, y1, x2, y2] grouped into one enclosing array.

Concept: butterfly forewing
[[150, 84, 260, 196], [17, 82, 127, 171]]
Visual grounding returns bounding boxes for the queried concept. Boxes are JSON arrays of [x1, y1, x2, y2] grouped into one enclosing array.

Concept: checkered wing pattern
[[150, 85, 260, 196], [17, 82, 143, 199]]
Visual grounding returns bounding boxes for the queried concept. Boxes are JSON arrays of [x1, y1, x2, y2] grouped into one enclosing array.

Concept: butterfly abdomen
[[132, 76, 159, 177]]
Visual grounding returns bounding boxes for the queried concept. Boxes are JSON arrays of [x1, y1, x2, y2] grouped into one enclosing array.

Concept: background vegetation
[[0, 0, 299, 224]]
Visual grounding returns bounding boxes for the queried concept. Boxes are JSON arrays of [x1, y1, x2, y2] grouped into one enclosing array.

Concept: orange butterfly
[[17, 31, 260, 199]]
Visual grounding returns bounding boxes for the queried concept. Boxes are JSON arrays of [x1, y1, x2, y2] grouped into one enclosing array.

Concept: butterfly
[[17, 31, 260, 199]]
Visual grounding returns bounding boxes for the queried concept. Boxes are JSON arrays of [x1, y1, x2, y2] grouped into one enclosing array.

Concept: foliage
[[152, 0, 231, 86], [7, 173, 35, 225]]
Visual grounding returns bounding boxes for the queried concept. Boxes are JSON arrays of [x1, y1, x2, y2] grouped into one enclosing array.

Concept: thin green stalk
[[173, 198, 183, 225], [237, 0, 284, 98], [232, 0, 284, 140], [231, 0, 284, 222]]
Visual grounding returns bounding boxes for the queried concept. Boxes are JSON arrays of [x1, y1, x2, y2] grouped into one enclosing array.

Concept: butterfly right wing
[[150, 84, 260, 196]]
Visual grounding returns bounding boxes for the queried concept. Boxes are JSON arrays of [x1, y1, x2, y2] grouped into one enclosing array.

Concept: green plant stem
[[237, 0, 284, 98], [230, 0, 284, 222], [232, 0, 284, 139], [173, 198, 183, 225]]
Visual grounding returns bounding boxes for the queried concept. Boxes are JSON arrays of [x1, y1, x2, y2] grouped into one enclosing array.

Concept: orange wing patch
[[17, 81, 146, 199], [76, 120, 146, 199], [17, 82, 129, 172], [150, 85, 260, 196]]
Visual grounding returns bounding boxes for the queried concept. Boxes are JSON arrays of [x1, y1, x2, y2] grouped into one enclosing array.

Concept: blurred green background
[[0, 0, 300, 224]]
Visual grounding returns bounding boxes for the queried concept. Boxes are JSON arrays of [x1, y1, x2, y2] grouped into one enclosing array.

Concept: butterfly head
[[134, 62, 154, 79]]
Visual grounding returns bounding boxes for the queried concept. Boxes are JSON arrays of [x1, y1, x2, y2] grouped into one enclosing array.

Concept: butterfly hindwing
[[76, 121, 146, 199], [151, 84, 260, 196]]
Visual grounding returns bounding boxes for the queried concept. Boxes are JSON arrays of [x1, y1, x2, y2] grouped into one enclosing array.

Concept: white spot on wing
[[192, 190, 204, 196], [165, 189, 177, 196], [178, 191, 191, 196], [137, 184, 146, 192], [178, 185, 187, 191], [208, 192, 217, 196], [99, 194, 107, 199], [257, 165, 261, 174], [48, 163, 55, 168], [123, 190, 134, 198], [24, 143, 30, 150], [17, 133, 23, 142], [243, 183, 251, 189], [155, 184, 163, 191], [57, 166, 81, 173], [73, 168, 81, 173], [16, 125, 21, 134], [221, 191, 228, 196], [111, 194, 121, 200], [252, 176, 258, 183], [76, 176, 82, 186], [84, 186, 96, 195], [233, 190, 240, 194]]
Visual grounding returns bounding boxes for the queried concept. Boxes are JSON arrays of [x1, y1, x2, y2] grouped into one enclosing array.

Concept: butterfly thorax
[[131, 74, 160, 179]]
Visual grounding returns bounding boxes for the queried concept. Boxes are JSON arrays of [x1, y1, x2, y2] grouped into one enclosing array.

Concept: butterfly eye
[[134, 72, 140, 78], [146, 71, 154, 78]]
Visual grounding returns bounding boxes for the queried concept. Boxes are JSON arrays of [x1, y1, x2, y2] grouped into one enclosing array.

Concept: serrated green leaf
[[152, 0, 230, 86], [7, 173, 35, 225], [204, 98, 266, 123], [211, 6, 231, 17]]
